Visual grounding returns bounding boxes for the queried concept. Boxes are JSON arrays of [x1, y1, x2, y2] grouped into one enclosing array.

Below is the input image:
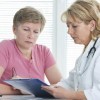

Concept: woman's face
[[66, 18, 95, 46], [13, 22, 41, 49]]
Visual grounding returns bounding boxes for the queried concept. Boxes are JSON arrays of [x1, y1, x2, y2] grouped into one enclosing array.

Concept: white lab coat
[[57, 38, 100, 100]]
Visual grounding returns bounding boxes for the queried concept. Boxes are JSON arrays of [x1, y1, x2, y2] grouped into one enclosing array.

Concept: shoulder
[[0, 39, 15, 51], [96, 38, 100, 49], [0, 39, 14, 47], [93, 38, 100, 64]]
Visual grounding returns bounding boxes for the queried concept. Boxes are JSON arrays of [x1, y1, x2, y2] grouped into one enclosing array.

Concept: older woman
[[0, 6, 62, 95]]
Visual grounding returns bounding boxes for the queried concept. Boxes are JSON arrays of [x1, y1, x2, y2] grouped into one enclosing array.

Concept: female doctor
[[42, 0, 100, 99]]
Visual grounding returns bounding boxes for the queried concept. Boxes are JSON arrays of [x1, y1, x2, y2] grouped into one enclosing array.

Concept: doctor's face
[[66, 18, 92, 46]]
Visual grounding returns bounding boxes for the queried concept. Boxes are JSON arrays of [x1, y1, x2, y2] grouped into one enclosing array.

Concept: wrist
[[63, 90, 86, 99]]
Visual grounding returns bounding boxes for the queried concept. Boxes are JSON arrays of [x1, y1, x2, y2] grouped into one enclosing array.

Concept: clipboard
[[4, 79, 54, 98]]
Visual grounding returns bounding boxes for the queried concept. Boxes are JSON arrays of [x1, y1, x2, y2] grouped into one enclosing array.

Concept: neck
[[16, 45, 32, 60], [20, 49, 32, 60]]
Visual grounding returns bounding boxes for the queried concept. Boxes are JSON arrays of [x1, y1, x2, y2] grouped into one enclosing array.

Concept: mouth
[[25, 41, 33, 44], [72, 37, 78, 40]]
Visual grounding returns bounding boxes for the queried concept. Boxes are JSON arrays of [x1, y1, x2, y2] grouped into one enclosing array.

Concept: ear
[[12, 25, 16, 35], [89, 20, 96, 31]]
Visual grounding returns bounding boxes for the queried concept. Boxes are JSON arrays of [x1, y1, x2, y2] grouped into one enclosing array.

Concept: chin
[[74, 40, 81, 44]]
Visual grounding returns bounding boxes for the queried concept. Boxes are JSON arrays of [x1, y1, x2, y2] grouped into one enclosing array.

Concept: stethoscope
[[77, 38, 98, 75], [75, 38, 98, 90], [87, 38, 98, 58]]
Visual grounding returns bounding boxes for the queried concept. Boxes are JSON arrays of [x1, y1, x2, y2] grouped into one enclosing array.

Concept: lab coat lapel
[[77, 40, 95, 75], [74, 40, 95, 90]]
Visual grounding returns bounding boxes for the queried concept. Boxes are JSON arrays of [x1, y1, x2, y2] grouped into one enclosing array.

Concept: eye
[[72, 25, 77, 28], [34, 30, 40, 34], [34, 31, 38, 34], [23, 28, 30, 31]]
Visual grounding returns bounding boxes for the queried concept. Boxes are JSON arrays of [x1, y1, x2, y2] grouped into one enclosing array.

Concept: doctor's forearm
[[68, 91, 87, 100], [64, 90, 87, 100], [75, 91, 87, 100]]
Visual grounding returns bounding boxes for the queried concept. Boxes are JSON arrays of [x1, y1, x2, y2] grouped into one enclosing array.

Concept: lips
[[71, 37, 75, 39], [25, 41, 33, 44]]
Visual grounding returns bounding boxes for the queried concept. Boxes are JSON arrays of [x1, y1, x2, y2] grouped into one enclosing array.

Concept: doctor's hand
[[41, 85, 73, 99], [42, 85, 86, 100]]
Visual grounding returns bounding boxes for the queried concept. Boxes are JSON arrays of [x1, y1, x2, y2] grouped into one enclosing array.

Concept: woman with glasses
[[0, 6, 62, 95]]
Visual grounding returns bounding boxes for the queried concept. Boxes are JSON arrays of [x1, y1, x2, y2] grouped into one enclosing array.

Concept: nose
[[28, 31, 34, 39], [67, 26, 74, 35]]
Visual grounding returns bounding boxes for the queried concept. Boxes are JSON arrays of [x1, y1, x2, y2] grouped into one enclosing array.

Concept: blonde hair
[[13, 6, 46, 32], [61, 0, 100, 40]]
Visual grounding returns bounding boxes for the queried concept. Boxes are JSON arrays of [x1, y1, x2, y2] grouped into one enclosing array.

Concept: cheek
[[79, 26, 90, 36], [34, 37, 38, 41], [83, 29, 91, 38], [16, 34, 25, 40]]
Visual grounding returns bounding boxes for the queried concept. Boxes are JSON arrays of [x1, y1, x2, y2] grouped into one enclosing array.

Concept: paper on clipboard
[[4, 78, 54, 98]]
